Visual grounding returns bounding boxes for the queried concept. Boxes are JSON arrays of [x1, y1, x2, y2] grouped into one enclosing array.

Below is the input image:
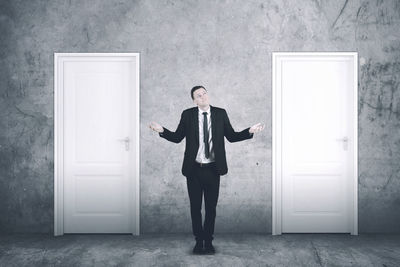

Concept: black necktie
[[203, 112, 210, 159]]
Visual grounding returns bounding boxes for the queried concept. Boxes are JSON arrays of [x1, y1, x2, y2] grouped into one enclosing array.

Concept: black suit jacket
[[159, 105, 254, 176]]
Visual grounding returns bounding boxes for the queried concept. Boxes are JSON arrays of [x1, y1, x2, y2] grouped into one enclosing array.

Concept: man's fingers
[[149, 122, 161, 131], [253, 123, 265, 133], [253, 123, 263, 129], [149, 122, 158, 131]]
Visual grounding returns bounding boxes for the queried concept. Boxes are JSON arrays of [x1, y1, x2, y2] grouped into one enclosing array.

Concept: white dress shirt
[[195, 106, 215, 163]]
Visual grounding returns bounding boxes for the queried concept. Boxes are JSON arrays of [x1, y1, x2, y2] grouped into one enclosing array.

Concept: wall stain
[[331, 0, 349, 29], [379, 167, 400, 191], [359, 61, 400, 121]]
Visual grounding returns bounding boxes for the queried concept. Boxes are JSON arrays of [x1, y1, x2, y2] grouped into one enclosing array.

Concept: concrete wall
[[0, 0, 399, 233]]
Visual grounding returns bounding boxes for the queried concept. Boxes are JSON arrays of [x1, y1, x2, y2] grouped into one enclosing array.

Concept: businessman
[[149, 86, 264, 254]]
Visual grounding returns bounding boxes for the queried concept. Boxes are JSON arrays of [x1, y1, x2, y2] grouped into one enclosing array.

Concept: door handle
[[335, 136, 348, 150], [117, 137, 130, 151]]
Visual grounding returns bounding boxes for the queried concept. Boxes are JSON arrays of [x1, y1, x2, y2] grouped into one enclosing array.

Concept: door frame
[[54, 53, 140, 236], [272, 52, 358, 235]]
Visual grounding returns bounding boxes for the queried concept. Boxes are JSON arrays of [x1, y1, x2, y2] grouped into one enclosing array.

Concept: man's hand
[[249, 123, 265, 134], [149, 122, 164, 133]]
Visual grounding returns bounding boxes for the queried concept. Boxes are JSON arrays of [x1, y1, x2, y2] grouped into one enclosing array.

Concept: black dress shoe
[[204, 241, 215, 254], [192, 240, 204, 254]]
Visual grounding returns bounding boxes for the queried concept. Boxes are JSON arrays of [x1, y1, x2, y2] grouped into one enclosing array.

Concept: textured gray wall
[[0, 0, 399, 234]]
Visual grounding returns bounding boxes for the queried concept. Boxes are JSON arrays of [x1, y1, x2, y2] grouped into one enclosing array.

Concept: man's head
[[191, 85, 209, 109]]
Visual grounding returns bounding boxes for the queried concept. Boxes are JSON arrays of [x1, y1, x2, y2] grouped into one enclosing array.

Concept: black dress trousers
[[186, 162, 220, 242]]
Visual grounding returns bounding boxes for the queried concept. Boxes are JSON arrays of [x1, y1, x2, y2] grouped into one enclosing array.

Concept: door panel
[[275, 53, 357, 233], [62, 56, 137, 233]]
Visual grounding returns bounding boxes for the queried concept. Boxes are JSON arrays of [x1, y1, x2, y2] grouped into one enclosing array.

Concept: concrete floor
[[0, 233, 399, 267]]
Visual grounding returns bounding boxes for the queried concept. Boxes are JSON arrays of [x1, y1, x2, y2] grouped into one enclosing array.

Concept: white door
[[273, 53, 358, 234], [55, 53, 140, 234]]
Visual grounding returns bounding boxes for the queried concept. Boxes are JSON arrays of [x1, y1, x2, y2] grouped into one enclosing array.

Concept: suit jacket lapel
[[194, 107, 199, 146], [210, 105, 216, 140]]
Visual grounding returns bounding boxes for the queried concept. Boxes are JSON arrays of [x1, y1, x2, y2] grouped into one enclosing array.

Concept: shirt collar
[[198, 105, 211, 115]]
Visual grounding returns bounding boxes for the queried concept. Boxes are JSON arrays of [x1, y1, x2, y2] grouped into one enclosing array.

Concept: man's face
[[193, 88, 209, 108]]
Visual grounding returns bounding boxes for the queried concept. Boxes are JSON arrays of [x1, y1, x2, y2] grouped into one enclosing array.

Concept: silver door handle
[[335, 136, 348, 150], [335, 137, 348, 142], [117, 137, 130, 151]]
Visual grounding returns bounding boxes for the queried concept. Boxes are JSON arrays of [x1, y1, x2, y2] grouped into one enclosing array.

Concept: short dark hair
[[191, 85, 206, 100]]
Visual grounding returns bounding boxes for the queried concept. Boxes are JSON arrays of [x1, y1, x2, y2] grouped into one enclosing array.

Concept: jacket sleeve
[[158, 111, 186, 143], [223, 109, 254, 143]]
